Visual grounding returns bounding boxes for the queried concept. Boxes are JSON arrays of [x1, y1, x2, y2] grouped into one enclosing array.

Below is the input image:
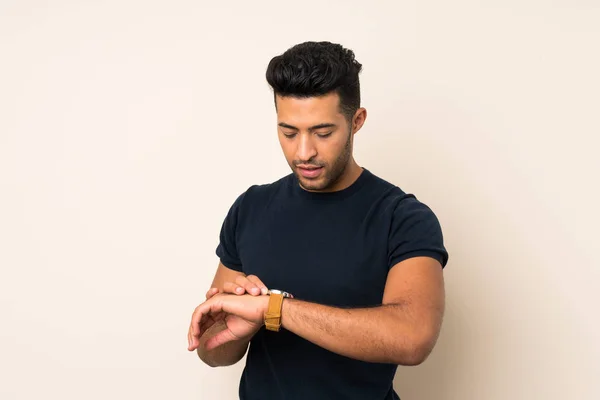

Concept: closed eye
[[316, 132, 332, 138]]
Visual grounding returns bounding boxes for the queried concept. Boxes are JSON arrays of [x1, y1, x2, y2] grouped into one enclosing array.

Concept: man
[[187, 41, 449, 400]]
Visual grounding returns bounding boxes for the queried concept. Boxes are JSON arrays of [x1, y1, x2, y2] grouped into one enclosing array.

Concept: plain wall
[[1, 1, 598, 399]]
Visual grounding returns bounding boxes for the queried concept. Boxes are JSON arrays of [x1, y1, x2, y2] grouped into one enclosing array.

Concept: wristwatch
[[264, 289, 293, 332]]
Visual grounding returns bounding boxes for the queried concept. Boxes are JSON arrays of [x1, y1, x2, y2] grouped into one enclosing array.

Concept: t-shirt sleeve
[[215, 191, 247, 272], [388, 195, 449, 269]]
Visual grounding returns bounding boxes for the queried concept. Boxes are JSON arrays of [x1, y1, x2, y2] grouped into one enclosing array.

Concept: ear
[[352, 108, 367, 134]]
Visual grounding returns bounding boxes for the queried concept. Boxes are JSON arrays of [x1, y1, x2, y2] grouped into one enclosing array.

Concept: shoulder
[[366, 171, 448, 267], [368, 169, 446, 244], [366, 169, 437, 215], [363, 169, 419, 212]]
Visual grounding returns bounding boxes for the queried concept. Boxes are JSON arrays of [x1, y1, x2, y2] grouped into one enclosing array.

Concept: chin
[[301, 182, 326, 191], [297, 175, 330, 191]]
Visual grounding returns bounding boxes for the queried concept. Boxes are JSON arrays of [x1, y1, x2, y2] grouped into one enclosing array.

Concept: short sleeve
[[215, 191, 247, 272], [388, 195, 449, 269]]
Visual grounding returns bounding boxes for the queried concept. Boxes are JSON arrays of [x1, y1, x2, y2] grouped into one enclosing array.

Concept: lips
[[297, 166, 323, 178]]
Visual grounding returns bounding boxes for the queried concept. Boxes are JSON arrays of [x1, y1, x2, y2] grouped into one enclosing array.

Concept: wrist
[[280, 297, 293, 328], [260, 295, 270, 325], [264, 289, 293, 332]]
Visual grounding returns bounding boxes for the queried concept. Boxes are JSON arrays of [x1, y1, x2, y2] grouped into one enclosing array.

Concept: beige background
[[1, 1, 599, 399]]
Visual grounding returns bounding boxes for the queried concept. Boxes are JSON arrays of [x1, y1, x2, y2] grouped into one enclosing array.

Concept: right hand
[[191, 275, 268, 350]]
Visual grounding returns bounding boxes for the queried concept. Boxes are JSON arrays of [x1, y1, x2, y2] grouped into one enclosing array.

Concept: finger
[[190, 313, 213, 352], [235, 276, 261, 296], [199, 312, 210, 329], [205, 287, 220, 299], [223, 281, 246, 295], [190, 317, 207, 350], [198, 311, 218, 338], [203, 312, 225, 332], [188, 318, 204, 351], [190, 302, 213, 344], [247, 275, 268, 295], [199, 314, 218, 336], [189, 319, 200, 351], [204, 328, 238, 351]]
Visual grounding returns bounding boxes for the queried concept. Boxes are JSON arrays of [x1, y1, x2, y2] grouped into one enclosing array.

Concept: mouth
[[296, 165, 324, 179]]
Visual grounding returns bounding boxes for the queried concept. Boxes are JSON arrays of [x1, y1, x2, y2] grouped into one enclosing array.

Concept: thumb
[[205, 328, 238, 351]]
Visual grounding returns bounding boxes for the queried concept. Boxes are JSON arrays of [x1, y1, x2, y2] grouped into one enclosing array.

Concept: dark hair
[[266, 41, 363, 120]]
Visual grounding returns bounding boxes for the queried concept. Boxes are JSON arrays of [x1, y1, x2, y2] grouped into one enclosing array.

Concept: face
[[276, 92, 366, 192]]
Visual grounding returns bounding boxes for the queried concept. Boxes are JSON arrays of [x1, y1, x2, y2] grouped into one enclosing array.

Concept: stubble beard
[[294, 130, 353, 192]]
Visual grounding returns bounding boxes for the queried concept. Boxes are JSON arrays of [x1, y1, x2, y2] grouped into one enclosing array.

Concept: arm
[[191, 257, 445, 366], [196, 320, 248, 368], [281, 256, 445, 365], [194, 263, 255, 367]]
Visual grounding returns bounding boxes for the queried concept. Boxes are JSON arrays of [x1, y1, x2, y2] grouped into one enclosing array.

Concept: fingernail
[[261, 288, 268, 295], [252, 288, 260, 295], [236, 287, 243, 294]]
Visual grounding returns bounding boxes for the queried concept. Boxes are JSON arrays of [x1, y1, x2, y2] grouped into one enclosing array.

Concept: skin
[[275, 92, 367, 192], [191, 265, 267, 367], [189, 92, 445, 367]]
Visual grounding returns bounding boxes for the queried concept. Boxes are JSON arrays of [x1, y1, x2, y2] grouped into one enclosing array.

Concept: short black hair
[[266, 41, 363, 120]]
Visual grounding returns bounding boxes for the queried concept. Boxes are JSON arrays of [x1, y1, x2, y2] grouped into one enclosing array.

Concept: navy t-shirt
[[216, 168, 448, 400]]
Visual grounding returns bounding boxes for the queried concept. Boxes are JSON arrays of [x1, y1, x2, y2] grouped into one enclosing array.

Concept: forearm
[[196, 321, 251, 367], [281, 299, 435, 365]]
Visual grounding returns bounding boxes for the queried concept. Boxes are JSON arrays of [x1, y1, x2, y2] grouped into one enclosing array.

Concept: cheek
[[321, 138, 346, 160]]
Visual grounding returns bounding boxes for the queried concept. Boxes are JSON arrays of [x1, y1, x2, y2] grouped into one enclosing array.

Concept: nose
[[296, 134, 317, 162]]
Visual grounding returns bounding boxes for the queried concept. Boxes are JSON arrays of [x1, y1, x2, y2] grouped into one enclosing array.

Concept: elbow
[[393, 330, 438, 366], [196, 345, 246, 368], [196, 348, 218, 368], [402, 344, 432, 366], [197, 351, 234, 368], [204, 360, 220, 368]]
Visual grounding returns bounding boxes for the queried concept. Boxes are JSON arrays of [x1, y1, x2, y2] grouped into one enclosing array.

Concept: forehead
[[276, 92, 344, 126]]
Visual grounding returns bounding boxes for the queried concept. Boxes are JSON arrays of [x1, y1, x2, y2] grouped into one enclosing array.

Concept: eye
[[283, 132, 297, 139], [316, 132, 332, 138]]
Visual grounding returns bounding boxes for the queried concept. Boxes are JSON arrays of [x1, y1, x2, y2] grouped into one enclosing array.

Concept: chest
[[237, 203, 391, 307]]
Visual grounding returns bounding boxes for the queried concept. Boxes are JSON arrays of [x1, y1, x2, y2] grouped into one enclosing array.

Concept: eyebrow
[[278, 122, 337, 132]]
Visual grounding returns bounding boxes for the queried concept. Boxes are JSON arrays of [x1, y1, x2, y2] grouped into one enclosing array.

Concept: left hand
[[188, 294, 269, 351], [203, 274, 268, 300]]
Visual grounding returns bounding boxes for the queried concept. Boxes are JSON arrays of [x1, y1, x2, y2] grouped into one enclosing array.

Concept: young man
[[187, 41, 449, 400]]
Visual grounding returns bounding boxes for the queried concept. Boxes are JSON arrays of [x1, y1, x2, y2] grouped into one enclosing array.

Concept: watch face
[[268, 289, 293, 298]]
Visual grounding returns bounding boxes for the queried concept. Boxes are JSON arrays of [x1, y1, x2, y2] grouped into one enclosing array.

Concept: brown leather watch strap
[[264, 293, 284, 332]]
